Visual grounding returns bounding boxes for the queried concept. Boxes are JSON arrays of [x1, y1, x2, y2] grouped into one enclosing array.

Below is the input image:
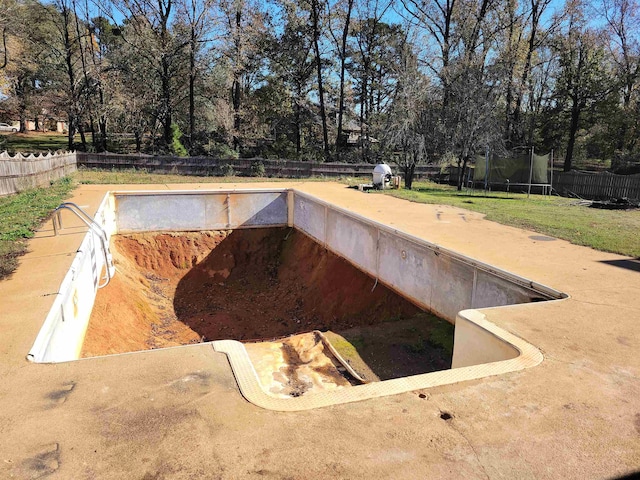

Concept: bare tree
[[384, 41, 429, 189], [217, 0, 268, 151], [602, 0, 640, 151], [400, 0, 458, 115], [327, 0, 355, 155], [553, 1, 613, 171], [176, 0, 215, 148], [108, 0, 189, 149], [310, 0, 330, 158], [267, 0, 316, 156]]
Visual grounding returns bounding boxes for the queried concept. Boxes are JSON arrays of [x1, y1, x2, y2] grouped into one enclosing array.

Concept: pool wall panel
[[325, 209, 378, 277], [115, 191, 288, 233], [473, 271, 535, 309], [431, 255, 474, 321], [291, 191, 557, 325], [228, 192, 288, 227], [117, 194, 208, 231], [452, 310, 520, 368], [377, 230, 435, 311], [293, 195, 325, 243]]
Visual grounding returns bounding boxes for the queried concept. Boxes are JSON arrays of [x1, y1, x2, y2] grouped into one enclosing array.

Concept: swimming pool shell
[[28, 189, 567, 411]]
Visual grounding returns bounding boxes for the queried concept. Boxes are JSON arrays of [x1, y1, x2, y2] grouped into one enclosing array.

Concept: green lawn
[[0, 177, 75, 279], [74, 167, 371, 185], [76, 168, 298, 184], [385, 181, 640, 258], [0, 132, 71, 154]]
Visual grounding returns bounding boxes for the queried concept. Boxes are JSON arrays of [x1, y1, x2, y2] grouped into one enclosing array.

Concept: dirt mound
[[82, 228, 420, 357], [173, 228, 420, 341], [81, 232, 229, 357]]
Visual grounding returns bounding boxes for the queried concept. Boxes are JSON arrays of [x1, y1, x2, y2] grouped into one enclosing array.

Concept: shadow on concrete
[[599, 258, 640, 273], [608, 471, 640, 480]]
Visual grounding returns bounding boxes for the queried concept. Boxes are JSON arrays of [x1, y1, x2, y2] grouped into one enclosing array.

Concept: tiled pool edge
[[212, 308, 544, 411]]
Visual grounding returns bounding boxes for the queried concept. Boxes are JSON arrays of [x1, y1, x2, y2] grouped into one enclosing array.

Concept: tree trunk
[[311, 0, 329, 159], [440, 0, 454, 118], [360, 74, 367, 162], [0, 27, 7, 70], [85, 12, 109, 152], [72, 0, 95, 150], [232, 8, 242, 152], [232, 75, 241, 150], [61, 5, 84, 151], [404, 154, 416, 189], [158, 0, 173, 149], [564, 100, 580, 172], [134, 130, 142, 153], [16, 78, 27, 133], [67, 113, 76, 150], [457, 155, 469, 191], [188, 19, 197, 149], [295, 97, 301, 155], [98, 94, 107, 153], [336, 0, 353, 156], [514, 0, 541, 133], [503, 0, 517, 144], [78, 123, 87, 150], [160, 56, 172, 148]]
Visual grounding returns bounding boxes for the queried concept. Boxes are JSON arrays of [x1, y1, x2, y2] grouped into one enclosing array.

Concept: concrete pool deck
[[0, 182, 638, 479]]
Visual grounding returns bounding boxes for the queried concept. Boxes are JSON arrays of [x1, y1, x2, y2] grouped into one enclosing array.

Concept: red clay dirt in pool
[[81, 228, 421, 357]]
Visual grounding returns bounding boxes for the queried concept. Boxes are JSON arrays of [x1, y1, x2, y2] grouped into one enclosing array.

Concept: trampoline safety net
[[473, 153, 549, 184]]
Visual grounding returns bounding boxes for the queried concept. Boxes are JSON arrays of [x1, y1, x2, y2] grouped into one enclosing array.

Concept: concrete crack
[[449, 422, 490, 480], [573, 299, 635, 309], [432, 399, 490, 480]]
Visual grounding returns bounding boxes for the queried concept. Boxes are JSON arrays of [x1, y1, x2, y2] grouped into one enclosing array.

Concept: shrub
[[219, 163, 235, 177], [250, 160, 266, 177], [170, 124, 188, 157]]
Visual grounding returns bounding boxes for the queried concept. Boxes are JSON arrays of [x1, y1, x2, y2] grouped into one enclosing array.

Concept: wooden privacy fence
[[0, 151, 77, 196], [553, 171, 640, 200], [76, 152, 440, 179]]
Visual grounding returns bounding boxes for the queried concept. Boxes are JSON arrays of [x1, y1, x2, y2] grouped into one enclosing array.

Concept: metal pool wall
[[28, 189, 565, 372]]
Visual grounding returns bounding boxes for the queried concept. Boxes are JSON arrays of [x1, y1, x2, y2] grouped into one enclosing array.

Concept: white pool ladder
[[52, 202, 115, 288]]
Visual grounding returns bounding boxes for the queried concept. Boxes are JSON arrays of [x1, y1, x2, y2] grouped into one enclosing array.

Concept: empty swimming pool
[[28, 189, 567, 410]]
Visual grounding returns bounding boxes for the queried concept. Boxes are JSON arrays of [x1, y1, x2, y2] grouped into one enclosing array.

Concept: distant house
[[12, 118, 67, 133], [340, 120, 379, 147]]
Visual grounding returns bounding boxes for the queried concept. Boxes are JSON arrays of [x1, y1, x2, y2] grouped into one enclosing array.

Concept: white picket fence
[[0, 151, 77, 196]]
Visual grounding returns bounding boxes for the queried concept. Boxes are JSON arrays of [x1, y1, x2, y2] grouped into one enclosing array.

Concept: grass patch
[[75, 166, 370, 185], [76, 167, 292, 185], [385, 182, 640, 257], [403, 314, 454, 356], [0, 177, 76, 280], [1, 132, 73, 154]]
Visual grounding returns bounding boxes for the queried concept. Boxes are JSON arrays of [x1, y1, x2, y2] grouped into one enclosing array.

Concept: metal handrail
[[53, 202, 109, 241], [52, 204, 113, 288]]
